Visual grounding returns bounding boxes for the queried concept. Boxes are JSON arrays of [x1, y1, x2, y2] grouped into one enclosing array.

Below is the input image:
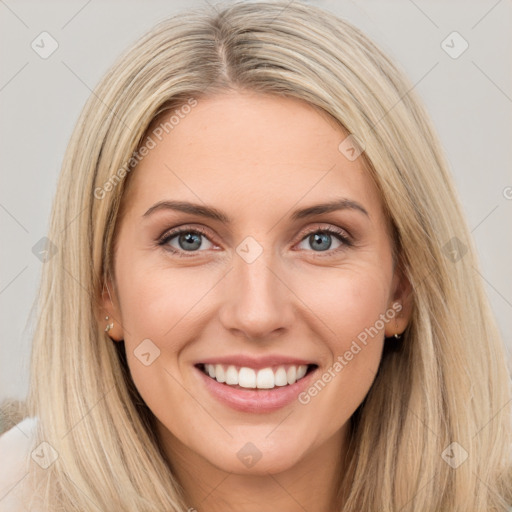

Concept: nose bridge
[[219, 239, 294, 339]]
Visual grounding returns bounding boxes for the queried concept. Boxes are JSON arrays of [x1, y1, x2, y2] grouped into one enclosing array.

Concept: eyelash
[[157, 224, 353, 259]]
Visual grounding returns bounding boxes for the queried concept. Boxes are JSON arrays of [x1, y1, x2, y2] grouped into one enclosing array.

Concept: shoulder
[[0, 417, 39, 511]]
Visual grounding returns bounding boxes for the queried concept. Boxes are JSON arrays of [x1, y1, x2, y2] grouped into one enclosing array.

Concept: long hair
[[25, 1, 511, 510]]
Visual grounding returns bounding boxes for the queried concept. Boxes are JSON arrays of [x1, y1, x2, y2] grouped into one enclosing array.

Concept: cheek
[[114, 260, 222, 414], [290, 264, 392, 420], [116, 258, 220, 349], [117, 267, 199, 432], [292, 261, 392, 347]]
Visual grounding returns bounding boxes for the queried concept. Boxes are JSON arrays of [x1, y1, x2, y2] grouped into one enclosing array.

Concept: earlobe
[[104, 315, 114, 333], [385, 265, 413, 339], [100, 278, 123, 342], [384, 301, 405, 339]]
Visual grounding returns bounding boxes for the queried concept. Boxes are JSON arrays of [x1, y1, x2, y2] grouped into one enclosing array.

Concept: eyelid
[[296, 222, 352, 243], [157, 224, 218, 247]]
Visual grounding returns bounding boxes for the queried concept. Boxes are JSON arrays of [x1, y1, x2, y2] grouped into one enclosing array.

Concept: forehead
[[121, 91, 384, 223]]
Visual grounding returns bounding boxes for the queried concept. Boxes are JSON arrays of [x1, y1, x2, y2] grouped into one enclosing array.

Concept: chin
[[200, 431, 312, 475]]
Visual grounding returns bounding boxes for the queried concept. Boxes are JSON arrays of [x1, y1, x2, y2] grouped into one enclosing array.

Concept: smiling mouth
[[196, 363, 318, 390]]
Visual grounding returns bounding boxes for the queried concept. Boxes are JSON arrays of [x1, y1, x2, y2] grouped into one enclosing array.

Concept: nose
[[218, 245, 296, 342]]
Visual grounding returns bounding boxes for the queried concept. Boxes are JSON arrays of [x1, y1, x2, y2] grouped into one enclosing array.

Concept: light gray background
[[1, 0, 511, 402]]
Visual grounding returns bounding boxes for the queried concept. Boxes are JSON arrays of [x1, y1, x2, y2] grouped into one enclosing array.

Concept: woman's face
[[103, 91, 409, 477]]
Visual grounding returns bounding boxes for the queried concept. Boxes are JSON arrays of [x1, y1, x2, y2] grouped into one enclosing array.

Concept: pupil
[[312, 233, 331, 251], [180, 233, 201, 251]]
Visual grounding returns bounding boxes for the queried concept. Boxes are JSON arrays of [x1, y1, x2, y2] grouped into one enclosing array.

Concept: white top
[[0, 417, 39, 511]]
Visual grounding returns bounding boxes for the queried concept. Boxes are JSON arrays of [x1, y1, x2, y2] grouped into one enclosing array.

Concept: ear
[[384, 262, 413, 338], [99, 276, 124, 342]]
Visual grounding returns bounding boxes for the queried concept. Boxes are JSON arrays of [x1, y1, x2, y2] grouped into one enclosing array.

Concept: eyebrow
[[142, 198, 369, 223]]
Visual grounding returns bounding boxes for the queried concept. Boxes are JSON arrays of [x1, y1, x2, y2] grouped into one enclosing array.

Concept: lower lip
[[195, 365, 318, 413]]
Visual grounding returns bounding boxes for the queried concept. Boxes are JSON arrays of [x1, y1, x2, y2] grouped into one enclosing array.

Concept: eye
[[158, 226, 216, 257], [295, 226, 352, 256], [157, 224, 353, 258]]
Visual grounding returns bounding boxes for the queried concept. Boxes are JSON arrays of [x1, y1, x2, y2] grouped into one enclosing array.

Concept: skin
[[101, 90, 412, 511]]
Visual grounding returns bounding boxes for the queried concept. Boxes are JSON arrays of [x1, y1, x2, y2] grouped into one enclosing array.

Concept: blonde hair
[[24, 1, 511, 510]]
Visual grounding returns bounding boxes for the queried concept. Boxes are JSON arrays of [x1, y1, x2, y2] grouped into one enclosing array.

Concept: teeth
[[257, 368, 275, 389], [287, 366, 296, 385], [202, 363, 311, 389], [274, 367, 288, 386], [297, 365, 307, 380], [225, 365, 239, 385], [215, 364, 226, 383], [239, 367, 256, 388]]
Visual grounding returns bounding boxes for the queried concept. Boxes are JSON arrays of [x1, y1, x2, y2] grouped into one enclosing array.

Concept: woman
[[1, 1, 510, 510]]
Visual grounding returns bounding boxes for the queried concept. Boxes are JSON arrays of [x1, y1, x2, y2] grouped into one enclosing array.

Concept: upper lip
[[196, 354, 317, 370]]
